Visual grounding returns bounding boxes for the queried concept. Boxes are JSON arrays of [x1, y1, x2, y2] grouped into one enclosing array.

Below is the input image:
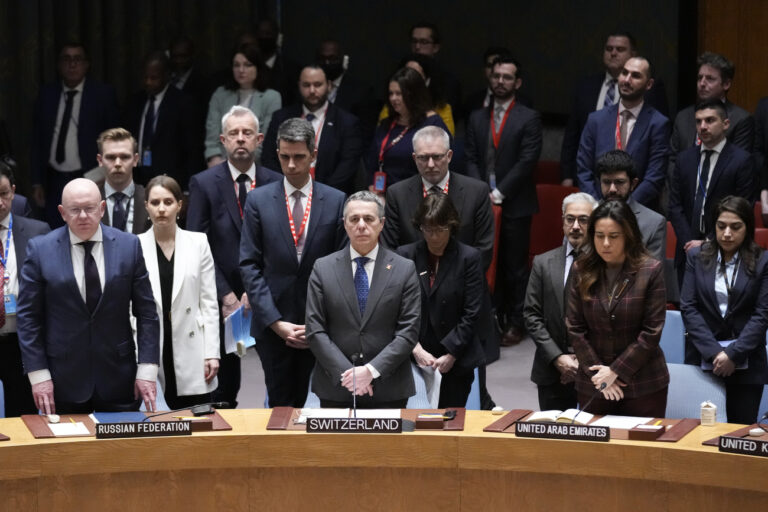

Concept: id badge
[[373, 171, 387, 193], [142, 149, 153, 167], [5, 294, 16, 315]]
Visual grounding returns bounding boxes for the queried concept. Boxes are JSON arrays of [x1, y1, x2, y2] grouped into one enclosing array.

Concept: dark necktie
[[429, 185, 442, 195], [354, 256, 370, 315], [619, 110, 632, 149], [55, 90, 78, 163], [0, 232, 5, 328], [236, 174, 249, 213], [292, 190, 305, 257], [111, 191, 127, 231], [305, 112, 316, 123], [603, 78, 617, 108], [80, 241, 102, 313], [692, 150, 714, 234], [142, 95, 156, 152]]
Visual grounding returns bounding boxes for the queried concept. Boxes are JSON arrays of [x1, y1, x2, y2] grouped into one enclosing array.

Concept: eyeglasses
[[411, 38, 435, 46], [66, 205, 99, 216], [420, 225, 450, 235], [414, 152, 449, 164], [60, 55, 86, 65], [564, 215, 590, 226], [600, 178, 629, 187]]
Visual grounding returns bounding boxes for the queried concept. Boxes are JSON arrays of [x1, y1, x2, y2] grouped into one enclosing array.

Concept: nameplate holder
[[306, 417, 402, 433], [718, 435, 768, 458], [95, 421, 193, 439], [514, 421, 609, 442]]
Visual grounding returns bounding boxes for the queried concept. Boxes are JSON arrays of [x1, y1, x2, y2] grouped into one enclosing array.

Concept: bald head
[[58, 178, 105, 240]]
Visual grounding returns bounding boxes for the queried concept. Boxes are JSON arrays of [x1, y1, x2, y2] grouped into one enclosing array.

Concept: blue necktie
[[354, 256, 369, 315], [111, 191, 127, 231], [603, 78, 617, 109]]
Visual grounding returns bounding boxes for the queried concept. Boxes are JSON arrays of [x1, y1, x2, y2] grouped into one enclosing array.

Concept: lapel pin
[[386, 264, 392, 270], [419, 271, 427, 276]]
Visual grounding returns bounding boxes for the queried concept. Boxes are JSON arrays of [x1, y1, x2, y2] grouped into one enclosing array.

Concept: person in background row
[[681, 196, 768, 424], [566, 200, 668, 417], [139, 175, 220, 410], [397, 194, 485, 408]]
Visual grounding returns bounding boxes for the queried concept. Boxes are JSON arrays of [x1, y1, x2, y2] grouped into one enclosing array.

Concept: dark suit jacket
[[99, 183, 150, 235], [560, 73, 668, 181], [11, 194, 32, 218], [465, 103, 543, 218], [524, 244, 570, 386], [306, 246, 421, 403], [186, 162, 282, 301], [239, 180, 347, 340], [668, 142, 754, 261], [17, 225, 159, 404], [11, 214, 50, 268], [262, 103, 363, 194], [381, 172, 494, 270], [124, 85, 202, 189], [333, 74, 378, 142], [396, 239, 485, 373], [31, 78, 120, 185], [566, 258, 669, 399], [681, 247, 768, 385], [577, 103, 670, 206], [629, 197, 666, 262]]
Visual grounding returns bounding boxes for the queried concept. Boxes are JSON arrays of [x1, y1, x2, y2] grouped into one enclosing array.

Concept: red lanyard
[[614, 108, 623, 149], [378, 120, 409, 169], [490, 100, 515, 149], [305, 107, 328, 179], [236, 176, 257, 218], [285, 187, 313, 246], [422, 179, 450, 197]]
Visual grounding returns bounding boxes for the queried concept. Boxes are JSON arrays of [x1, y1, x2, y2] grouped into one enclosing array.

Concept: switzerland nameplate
[[514, 421, 610, 442], [95, 421, 193, 439], [306, 417, 403, 433]]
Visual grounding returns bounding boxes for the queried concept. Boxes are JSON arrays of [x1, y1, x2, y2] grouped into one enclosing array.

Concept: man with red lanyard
[[466, 55, 542, 348], [240, 117, 347, 408], [187, 105, 282, 408]]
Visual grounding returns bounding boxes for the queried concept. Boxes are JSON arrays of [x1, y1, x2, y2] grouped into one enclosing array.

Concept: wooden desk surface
[[0, 410, 765, 511]]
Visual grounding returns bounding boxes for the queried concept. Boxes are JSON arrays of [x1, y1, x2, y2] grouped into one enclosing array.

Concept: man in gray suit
[[306, 191, 421, 408], [524, 192, 597, 411], [596, 150, 666, 261]]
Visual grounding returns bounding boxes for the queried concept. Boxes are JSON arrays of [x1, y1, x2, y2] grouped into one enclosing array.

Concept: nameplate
[[718, 435, 768, 458], [514, 421, 609, 442], [306, 417, 403, 433], [95, 421, 193, 439]]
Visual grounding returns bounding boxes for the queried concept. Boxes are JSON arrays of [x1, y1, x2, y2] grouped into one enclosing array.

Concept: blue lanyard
[[696, 151, 712, 200], [0, 213, 12, 269]]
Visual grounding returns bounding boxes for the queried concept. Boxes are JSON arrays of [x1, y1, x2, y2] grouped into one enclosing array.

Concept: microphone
[[143, 401, 230, 421], [758, 411, 768, 433], [571, 382, 606, 424], [350, 353, 361, 418]]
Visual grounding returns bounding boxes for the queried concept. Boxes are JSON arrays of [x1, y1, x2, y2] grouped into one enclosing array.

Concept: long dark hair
[[699, 195, 762, 276], [224, 43, 269, 92], [577, 199, 649, 299], [397, 53, 447, 108], [385, 67, 432, 126], [411, 193, 460, 235]]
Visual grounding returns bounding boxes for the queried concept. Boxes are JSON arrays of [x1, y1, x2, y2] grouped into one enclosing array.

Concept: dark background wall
[[0, 0, 683, 194]]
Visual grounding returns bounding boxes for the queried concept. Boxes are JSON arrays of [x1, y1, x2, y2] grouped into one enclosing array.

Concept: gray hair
[[343, 191, 385, 219], [221, 105, 260, 134], [412, 125, 450, 152], [276, 118, 315, 153], [561, 192, 598, 215]]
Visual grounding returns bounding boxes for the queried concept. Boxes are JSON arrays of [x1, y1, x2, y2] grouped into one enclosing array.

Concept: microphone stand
[[572, 383, 606, 424]]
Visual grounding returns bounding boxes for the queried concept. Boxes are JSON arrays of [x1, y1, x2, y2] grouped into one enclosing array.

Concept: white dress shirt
[[0, 214, 17, 334], [138, 83, 169, 151], [715, 252, 739, 317], [48, 79, 85, 171], [618, 101, 644, 144], [350, 243, 380, 378]]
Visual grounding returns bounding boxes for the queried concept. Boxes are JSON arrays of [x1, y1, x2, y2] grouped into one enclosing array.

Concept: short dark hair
[[58, 41, 89, 60], [0, 158, 16, 187], [146, 174, 183, 202], [144, 50, 170, 75], [492, 55, 523, 79], [225, 43, 269, 92], [595, 150, 637, 181], [483, 46, 511, 63], [698, 52, 735, 82], [606, 31, 637, 52], [411, 193, 460, 235], [628, 55, 654, 79], [276, 118, 315, 153], [695, 98, 728, 120], [410, 21, 440, 44]]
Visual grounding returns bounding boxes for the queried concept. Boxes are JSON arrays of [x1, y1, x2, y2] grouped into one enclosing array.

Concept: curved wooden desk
[[0, 410, 765, 511]]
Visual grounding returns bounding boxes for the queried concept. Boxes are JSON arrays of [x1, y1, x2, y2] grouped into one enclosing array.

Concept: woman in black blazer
[[681, 196, 768, 424], [396, 194, 485, 407]]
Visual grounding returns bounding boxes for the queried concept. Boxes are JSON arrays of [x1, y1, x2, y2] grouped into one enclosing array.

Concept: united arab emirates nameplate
[[514, 421, 609, 442]]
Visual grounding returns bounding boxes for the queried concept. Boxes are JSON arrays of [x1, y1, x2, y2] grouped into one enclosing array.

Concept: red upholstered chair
[[528, 184, 579, 267], [666, 221, 677, 259], [755, 201, 764, 228], [534, 160, 561, 185], [755, 228, 768, 250], [486, 204, 502, 294]]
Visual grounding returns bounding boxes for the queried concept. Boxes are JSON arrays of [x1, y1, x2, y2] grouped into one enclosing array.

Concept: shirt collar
[[331, 74, 344, 90], [63, 78, 85, 93], [228, 162, 256, 183], [104, 180, 136, 197], [604, 71, 617, 84], [302, 101, 329, 117], [618, 100, 643, 118], [565, 239, 576, 256], [351, 243, 379, 261], [421, 170, 450, 192], [717, 250, 740, 267], [69, 224, 103, 245], [702, 137, 727, 154], [149, 83, 170, 103], [0, 213, 10, 229], [493, 97, 514, 112], [283, 176, 313, 197]]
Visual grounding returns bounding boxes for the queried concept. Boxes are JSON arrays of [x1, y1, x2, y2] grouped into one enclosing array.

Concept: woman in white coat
[[140, 175, 220, 409]]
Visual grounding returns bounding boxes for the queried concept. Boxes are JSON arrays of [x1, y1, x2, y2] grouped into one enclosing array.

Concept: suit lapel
[[11, 217, 26, 265], [272, 183, 299, 261], [550, 246, 567, 313], [447, 174, 467, 223], [299, 182, 323, 269], [412, 241, 432, 296], [318, 105, 336, 154], [171, 227, 184, 304], [215, 165, 242, 232], [57, 228, 89, 314], [705, 143, 731, 194], [626, 106, 650, 153], [95, 229, 118, 315], [142, 231, 163, 307], [430, 240, 457, 296], [361, 249, 396, 327], [333, 250, 361, 321]]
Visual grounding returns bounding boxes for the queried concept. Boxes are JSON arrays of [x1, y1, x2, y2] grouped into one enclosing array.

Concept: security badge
[[4, 273, 15, 315]]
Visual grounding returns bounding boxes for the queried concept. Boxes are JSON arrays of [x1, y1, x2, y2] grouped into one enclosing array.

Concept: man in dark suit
[[95, 128, 149, 234], [187, 105, 282, 408], [31, 42, 120, 227], [262, 65, 363, 195], [463, 47, 533, 116], [0, 165, 50, 416], [240, 118, 346, 408], [409, 22, 462, 120], [670, 53, 753, 169], [561, 32, 668, 185], [524, 192, 597, 411], [668, 100, 754, 285], [306, 191, 421, 408], [123, 51, 201, 189], [577, 56, 670, 209], [465, 55, 542, 346], [382, 125, 494, 269], [755, 96, 768, 223], [169, 36, 212, 120], [18, 178, 159, 414]]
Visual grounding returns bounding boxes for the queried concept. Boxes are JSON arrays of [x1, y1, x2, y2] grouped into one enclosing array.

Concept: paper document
[[352, 409, 401, 419], [295, 408, 350, 424], [415, 365, 442, 408], [223, 306, 255, 356], [49, 422, 90, 436], [591, 415, 653, 429]]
